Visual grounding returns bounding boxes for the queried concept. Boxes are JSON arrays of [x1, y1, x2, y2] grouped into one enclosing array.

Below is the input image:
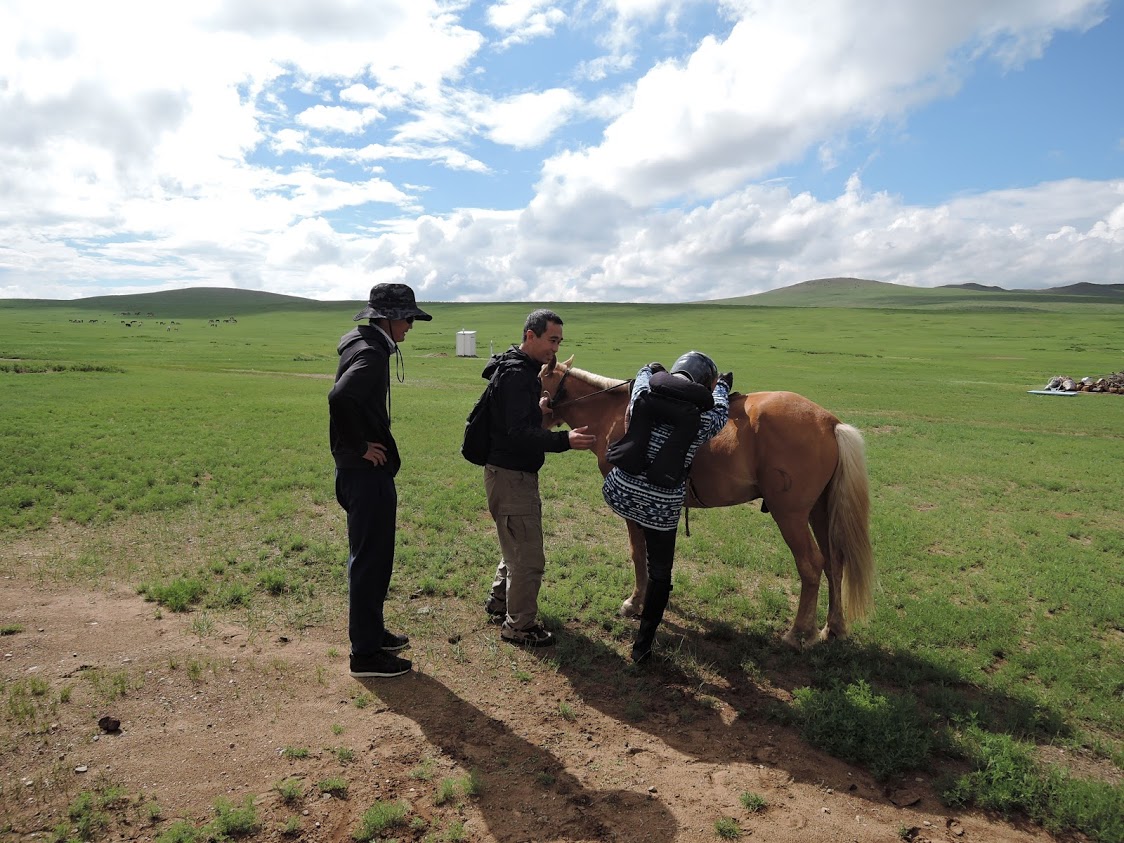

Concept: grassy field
[[2, 287, 1122, 840]]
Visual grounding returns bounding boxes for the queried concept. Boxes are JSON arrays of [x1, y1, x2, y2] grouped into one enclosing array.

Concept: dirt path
[[1, 578, 1059, 842]]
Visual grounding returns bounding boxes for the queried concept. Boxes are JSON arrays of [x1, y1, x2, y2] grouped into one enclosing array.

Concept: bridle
[[547, 368, 632, 410]]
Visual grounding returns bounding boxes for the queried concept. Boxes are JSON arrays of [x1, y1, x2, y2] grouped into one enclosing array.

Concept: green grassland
[[2, 286, 1123, 839]]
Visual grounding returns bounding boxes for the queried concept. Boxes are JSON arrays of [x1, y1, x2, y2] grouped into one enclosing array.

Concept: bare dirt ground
[[1, 577, 1064, 843]]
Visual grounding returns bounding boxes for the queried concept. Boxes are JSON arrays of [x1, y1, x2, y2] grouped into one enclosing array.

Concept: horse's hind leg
[[811, 497, 846, 642], [773, 510, 825, 650], [620, 519, 648, 618]]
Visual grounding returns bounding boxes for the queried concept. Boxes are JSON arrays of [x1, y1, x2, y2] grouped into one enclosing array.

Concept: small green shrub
[[207, 796, 259, 838], [714, 816, 741, 839], [740, 791, 766, 813], [138, 578, 206, 612], [154, 819, 199, 843], [792, 680, 932, 780], [353, 800, 409, 841], [275, 778, 304, 803], [318, 776, 348, 798]]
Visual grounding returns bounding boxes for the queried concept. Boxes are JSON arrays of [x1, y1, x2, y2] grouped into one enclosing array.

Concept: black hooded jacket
[[328, 325, 400, 475], [482, 346, 570, 473]]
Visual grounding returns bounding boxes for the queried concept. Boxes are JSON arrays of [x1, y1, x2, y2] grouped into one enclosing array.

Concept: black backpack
[[461, 378, 497, 466]]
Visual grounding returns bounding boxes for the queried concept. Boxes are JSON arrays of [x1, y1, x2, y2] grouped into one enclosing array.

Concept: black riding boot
[[631, 579, 672, 663]]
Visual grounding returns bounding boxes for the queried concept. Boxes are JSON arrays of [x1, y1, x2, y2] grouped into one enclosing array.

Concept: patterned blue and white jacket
[[601, 365, 729, 531]]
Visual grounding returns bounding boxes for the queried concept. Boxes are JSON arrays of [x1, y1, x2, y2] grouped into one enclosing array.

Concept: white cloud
[[483, 89, 581, 148], [0, 0, 1118, 302]]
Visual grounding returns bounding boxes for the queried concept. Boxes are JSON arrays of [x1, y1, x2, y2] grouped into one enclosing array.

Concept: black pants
[[335, 467, 397, 656]]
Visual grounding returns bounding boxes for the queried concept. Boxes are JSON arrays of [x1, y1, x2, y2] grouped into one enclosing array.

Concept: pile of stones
[[1043, 371, 1124, 393]]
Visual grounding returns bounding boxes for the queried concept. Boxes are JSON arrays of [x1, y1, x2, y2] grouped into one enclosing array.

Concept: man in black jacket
[[481, 309, 596, 647], [329, 283, 431, 677]]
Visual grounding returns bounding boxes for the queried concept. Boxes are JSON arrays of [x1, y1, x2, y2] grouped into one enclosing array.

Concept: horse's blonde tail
[[828, 423, 875, 622]]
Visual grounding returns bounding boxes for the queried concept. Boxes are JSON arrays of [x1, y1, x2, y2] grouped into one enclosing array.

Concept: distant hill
[[708, 277, 1124, 309], [3, 279, 1121, 314], [0, 287, 348, 318]]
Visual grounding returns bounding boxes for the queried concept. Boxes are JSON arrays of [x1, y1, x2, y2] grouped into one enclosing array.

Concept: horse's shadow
[[536, 613, 1070, 791], [367, 670, 678, 843]]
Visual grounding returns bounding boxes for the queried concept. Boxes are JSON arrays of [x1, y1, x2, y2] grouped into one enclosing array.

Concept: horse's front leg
[[620, 519, 647, 617]]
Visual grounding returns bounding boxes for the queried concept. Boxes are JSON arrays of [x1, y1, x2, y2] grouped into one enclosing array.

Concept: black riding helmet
[[670, 350, 717, 386]]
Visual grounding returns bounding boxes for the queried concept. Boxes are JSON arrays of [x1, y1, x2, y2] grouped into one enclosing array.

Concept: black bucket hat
[[353, 283, 433, 322]]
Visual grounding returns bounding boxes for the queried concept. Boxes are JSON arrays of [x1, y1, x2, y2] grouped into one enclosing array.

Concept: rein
[[549, 373, 632, 410]]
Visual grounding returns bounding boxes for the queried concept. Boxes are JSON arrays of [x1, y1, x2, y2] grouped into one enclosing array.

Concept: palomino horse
[[539, 357, 874, 649]]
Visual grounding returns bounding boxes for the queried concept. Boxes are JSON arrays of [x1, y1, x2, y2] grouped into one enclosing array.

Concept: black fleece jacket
[[328, 325, 400, 475], [483, 346, 570, 473]]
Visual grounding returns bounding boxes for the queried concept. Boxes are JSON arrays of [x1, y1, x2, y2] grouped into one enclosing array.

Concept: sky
[[1, 0, 1122, 303]]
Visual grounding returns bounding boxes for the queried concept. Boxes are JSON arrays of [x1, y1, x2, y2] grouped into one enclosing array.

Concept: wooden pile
[[1043, 371, 1124, 394]]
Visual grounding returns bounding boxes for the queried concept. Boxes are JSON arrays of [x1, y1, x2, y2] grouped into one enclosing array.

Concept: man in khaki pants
[[478, 309, 596, 647]]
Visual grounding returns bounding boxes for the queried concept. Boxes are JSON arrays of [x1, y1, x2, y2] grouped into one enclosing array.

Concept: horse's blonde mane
[[561, 364, 624, 392]]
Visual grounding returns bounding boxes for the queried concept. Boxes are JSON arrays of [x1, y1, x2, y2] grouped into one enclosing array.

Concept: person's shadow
[[368, 671, 678, 843]]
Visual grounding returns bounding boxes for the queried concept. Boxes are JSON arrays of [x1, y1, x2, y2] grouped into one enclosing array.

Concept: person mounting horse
[[601, 351, 732, 663]]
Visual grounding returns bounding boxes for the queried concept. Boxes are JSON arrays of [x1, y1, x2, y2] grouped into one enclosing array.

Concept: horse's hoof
[[620, 599, 641, 618], [781, 630, 803, 651]]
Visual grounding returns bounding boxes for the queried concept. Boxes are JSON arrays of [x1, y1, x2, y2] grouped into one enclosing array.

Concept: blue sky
[[1, 0, 1121, 303]]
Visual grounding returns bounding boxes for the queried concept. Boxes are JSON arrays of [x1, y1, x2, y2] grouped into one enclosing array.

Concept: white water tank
[[456, 330, 477, 357]]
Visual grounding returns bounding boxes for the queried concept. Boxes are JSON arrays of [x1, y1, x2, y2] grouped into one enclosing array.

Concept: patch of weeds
[[275, 778, 304, 803], [185, 659, 204, 682], [444, 819, 468, 841], [84, 668, 134, 701], [280, 816, 301, 836], [434, 777, 459, 806], [558, 701, 577, 721], [740, 792, 766, 813], [513, 669, 532, 683], [59, 685, 73, 703], [353, 692, 371, 709], [190, 613, 214, 637], [463, 769, 483, 797], [214, 583, 250, 608], [410, 758, 437, 781], [327, 647, 339, 658], [154, 819, 198, 843], [331, 723, 344, 736], [7, 677, 51, 722], [792, 680, 932, 780], [535, 771, 556, 786], [353, 800, 409, 841], [144, 801, 162, 822], [317, 776, 348, 798], [624, 698, 646, 721], [410, 816, 428, 831], [714, 816, 741, 838], [281, 746, 310, 759], [942, 722, 1124, 842], [334, 746, 356, 764], [0, 623, 23, 635], [65, 790, 109, 840], [205, 796, 259, 838], [259, 569, 289, 595], [137, 577, 206, 612]]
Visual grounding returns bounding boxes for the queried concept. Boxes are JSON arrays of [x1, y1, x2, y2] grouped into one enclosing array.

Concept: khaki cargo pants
[[484, 465, 546, 631]]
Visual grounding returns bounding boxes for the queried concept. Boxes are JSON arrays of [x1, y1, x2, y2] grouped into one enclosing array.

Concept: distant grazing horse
[[539, 357, 874, 649]]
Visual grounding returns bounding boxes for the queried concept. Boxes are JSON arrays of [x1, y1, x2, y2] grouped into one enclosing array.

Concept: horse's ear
[[561, 354, 574, 369]]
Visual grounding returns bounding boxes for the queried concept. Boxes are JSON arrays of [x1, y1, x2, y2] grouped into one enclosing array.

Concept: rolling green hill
[[0, 286, 351, 319], [708, 276, 1124, 309], [2, 277, 1122, 316]]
